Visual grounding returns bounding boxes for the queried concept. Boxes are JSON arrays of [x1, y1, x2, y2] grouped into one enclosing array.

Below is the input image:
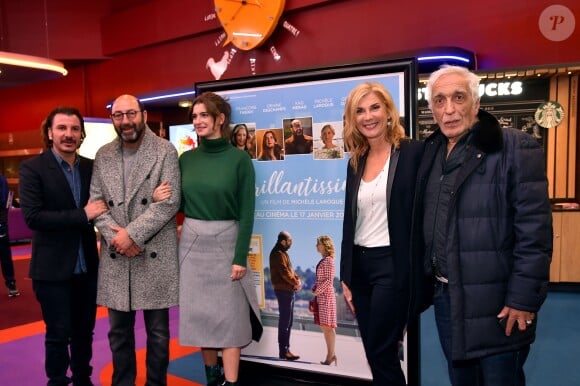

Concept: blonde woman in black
[[340, 82, 424, 385]]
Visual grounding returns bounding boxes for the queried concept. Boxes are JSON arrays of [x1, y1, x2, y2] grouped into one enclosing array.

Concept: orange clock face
[[214, 0, 285, 51]]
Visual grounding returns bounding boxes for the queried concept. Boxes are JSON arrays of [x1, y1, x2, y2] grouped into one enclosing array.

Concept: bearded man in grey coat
[[90, 94, 180, 386]]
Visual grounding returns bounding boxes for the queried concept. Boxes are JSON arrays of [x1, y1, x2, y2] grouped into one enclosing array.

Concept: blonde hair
[[320, 124, 335, 138], [343, 82, 406, 172], [317, 235, 335, 258]]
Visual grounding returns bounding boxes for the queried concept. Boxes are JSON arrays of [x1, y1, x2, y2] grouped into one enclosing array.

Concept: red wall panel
[[100, 0, 330, 55], [0, 0, 108, 59], [0, 0, 578, 134], [0, 68, 88, 140]]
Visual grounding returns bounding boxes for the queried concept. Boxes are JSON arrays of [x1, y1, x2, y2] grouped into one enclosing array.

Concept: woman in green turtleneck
[[178, 92, 262, 386]]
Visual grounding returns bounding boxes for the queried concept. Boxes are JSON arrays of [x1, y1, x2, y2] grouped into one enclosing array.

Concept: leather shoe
[[279, 351, 300, 360]]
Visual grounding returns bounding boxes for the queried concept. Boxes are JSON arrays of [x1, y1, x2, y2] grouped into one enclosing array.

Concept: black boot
[[7, 281, 20, 297], [205, 365, 223, 386]]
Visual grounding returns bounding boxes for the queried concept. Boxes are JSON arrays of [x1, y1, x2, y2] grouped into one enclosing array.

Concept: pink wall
[[0, 0, 578, 134]]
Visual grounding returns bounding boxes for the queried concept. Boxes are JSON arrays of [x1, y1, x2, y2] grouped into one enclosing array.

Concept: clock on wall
[[214, 0, 286, 51]]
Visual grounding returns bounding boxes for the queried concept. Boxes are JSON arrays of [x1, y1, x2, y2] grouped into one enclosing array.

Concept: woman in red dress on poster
[[312, 235, 338, 366]]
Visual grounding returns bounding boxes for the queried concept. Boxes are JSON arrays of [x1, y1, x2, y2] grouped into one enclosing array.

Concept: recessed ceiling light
[[178, 100, 192, 108]]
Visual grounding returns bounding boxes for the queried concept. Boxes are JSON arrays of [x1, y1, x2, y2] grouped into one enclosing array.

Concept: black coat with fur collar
[[414, 109, 552, 360]]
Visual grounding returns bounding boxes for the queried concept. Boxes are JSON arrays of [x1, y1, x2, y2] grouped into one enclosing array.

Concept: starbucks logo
[[535, 101, 565, 128]]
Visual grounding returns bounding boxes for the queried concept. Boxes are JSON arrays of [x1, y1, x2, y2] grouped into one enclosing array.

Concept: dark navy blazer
[[340, 139, 426, 317]]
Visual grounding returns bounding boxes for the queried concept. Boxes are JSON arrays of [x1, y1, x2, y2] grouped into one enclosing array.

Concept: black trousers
[[350, 245, 407, 386], [33, 275, 98, 386], [0, 223, 15, 286], [108, 308, 170, 386]]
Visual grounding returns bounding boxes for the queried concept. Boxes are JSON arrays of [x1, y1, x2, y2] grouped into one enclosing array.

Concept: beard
[[115, 122, 145, 144]]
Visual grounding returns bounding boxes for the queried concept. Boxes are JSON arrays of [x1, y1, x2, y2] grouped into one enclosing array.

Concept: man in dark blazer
[[19, 106, 108, 386]]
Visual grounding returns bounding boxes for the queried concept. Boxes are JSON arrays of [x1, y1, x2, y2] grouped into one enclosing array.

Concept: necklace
[[370, 168, 386, 209], [358, 145, 391, 213], [358, 167, 387, 213]]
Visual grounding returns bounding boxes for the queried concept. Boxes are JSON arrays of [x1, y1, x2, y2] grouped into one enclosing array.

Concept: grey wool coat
[[90, 127, 181, 311]]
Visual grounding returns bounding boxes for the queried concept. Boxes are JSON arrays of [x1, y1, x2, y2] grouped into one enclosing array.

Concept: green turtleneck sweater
[[179, 138, 255, 266]]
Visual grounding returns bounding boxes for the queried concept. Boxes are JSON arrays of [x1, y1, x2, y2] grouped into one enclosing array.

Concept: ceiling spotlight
[[178, 99, 193, 108]]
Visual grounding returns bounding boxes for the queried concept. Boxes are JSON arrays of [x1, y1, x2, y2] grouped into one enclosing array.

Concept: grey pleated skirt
[[178, 217, 261, 347]]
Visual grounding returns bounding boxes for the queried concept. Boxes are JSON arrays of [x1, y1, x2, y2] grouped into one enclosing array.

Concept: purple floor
[[0, 306, 204, 385]]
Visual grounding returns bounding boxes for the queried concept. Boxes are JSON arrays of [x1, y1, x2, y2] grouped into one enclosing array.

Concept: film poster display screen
[[195, 59, 417, 382]]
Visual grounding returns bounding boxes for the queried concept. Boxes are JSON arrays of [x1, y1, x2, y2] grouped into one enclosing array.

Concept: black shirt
[[423, 132, 472, 278]]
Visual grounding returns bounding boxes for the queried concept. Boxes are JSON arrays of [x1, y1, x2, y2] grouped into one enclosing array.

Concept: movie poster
[[196, 60, 415, 381]]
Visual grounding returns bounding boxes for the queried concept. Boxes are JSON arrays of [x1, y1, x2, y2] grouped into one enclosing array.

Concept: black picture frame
[[194, 58, 420, 385]]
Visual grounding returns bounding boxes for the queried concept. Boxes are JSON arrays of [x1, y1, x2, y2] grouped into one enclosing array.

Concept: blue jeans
[[108, 308, 169, 386], [33, 275, 97, 386], [274, 289, 295, 356], [433, 281, 529, 386]]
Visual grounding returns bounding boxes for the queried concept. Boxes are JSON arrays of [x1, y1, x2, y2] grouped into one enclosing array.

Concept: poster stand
[[195, 58, 420, 385]]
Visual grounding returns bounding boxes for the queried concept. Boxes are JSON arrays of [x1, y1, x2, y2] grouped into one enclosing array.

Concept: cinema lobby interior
[[0, 1, 578, 386]]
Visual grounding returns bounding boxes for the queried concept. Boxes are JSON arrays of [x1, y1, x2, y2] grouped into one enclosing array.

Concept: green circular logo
[[535, 101, 565, 128]]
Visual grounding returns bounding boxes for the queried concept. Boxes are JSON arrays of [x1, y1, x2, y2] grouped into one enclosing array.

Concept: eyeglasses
[[110, 110, 142, 121]]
